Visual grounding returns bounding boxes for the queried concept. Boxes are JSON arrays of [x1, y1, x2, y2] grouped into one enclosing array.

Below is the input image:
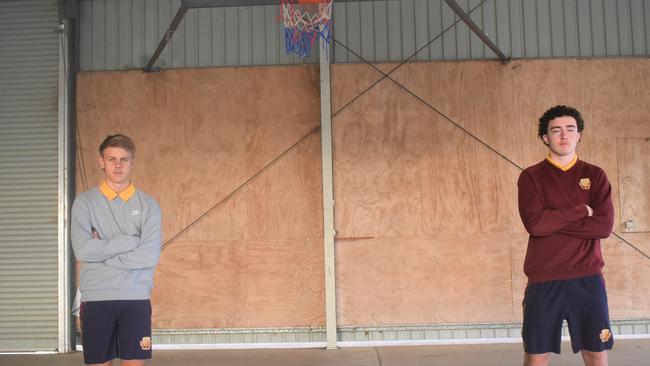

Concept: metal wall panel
[[590, 0, 607, 55], [78, 1, 650, 71], [563, 0, 580, 57], [0, 0, 60, 351], [630, 0, 647, 55], [79, 0, 314, 70], [148, 318, 650, 345], [331, 0, 650, 62]]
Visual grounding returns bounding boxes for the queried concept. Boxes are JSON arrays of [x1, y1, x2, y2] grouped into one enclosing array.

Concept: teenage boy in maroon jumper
[[517, 105, 614, 366]]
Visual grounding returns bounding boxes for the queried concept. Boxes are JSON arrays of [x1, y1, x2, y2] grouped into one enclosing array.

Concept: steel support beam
[[143, 4, 188, 72], [444, 0, 509, 63], [144, 0, 376, 72]]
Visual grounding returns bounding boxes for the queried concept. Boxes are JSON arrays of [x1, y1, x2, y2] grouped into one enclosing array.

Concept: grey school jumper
[[71, 183, 162, 302]]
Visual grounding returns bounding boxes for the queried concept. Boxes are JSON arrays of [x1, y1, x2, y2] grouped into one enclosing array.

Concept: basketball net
[[280, 0, 333, 58]]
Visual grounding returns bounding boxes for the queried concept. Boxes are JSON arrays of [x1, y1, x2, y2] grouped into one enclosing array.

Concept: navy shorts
[[522, 274, 613, 354], [80, 299, 152, 364]]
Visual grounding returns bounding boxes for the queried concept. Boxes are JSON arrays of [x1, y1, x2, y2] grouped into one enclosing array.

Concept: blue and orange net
[[280, 0, 333, 58]]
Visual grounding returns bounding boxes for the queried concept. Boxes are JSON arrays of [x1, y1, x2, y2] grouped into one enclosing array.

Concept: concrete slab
[[1, 338, 649, 366]]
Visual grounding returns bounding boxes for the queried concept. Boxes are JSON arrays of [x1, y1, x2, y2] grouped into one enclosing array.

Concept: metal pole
[[319, 31, 337, 350], [57, 18, 73, 353]]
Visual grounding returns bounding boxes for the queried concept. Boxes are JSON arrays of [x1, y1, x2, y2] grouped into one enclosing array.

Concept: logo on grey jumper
[[131, 210, 140, 216]]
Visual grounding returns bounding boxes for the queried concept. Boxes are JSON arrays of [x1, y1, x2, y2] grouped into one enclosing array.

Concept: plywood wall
[[76, 67, 326, 328], [331, 58, 650, 326], [618, 138, 650, 233], [76, 58, 650, 330]]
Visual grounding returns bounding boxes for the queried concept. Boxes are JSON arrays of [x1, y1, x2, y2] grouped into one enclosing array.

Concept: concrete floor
[[2, 338, 650, 366]]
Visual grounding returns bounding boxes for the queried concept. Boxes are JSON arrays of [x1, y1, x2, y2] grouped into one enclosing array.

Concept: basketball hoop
[[280, 0, 333, 58]]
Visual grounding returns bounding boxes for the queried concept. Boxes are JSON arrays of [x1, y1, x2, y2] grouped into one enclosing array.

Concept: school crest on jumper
[[579, 178, 591, 190]]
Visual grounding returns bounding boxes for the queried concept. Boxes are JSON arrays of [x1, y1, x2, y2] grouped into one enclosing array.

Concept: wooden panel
[[331, 58, 650, 325], [76, 66, 325, 328], [509, 234, 529, 322], [336, 234, 520, 325], [332, 78, 432, 238], [154, 238, 324, 328], [76, 58, 650, 330], [604, 233, 650, 318], [618, 138, 650, 232], [332, 71, 522, 238]]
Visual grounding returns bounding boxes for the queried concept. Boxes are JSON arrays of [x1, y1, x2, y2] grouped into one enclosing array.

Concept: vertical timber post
[[319, 28, 337, 350]]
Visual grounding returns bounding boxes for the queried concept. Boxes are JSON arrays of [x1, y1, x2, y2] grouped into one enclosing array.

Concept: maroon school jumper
[[517, 157, 614, 284]]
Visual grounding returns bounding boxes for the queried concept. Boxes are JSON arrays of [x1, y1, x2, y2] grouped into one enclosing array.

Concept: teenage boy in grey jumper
[[72, 134, 161, 366]]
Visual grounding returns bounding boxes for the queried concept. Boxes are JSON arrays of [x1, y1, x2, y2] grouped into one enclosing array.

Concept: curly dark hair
[[99, 134, 136, 157], [538, 105, 584, 139]]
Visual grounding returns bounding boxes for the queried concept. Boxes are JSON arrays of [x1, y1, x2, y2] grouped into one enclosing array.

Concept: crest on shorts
[[579, 178, 591, 190], [599, 329, 612, 342], [140, 336, 152, 350]]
